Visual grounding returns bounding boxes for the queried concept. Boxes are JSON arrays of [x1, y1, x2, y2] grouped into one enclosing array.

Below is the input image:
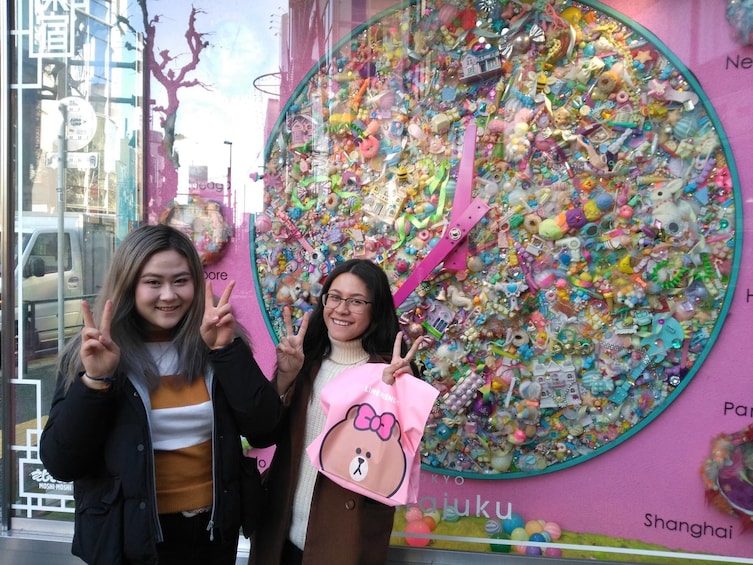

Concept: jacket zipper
[[129, 375, 164, 543], [206, 368, 217, 541]]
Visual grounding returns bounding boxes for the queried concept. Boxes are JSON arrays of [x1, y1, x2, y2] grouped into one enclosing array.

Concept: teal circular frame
[[251, 0, 741, 479]]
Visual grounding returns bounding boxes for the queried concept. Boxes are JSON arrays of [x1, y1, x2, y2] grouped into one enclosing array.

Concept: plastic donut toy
[[341, 171, 361, 190], [159, 196, 233, 265], [324, 192, 341, 210], [358, 135, 380, 159], [523, 214, 542, 234]]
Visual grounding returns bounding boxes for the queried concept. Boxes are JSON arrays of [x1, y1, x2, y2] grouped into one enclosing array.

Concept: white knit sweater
[[288, 337, 370, 550]]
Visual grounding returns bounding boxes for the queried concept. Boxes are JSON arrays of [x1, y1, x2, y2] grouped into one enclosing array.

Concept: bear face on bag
[[319, 403, 407, 498]]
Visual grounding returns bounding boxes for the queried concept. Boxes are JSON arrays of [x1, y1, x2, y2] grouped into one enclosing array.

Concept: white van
[[1, 212, 114, 357]]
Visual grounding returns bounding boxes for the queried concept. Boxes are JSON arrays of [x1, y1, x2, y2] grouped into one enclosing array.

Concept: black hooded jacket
[[40, 338, 280, 565]]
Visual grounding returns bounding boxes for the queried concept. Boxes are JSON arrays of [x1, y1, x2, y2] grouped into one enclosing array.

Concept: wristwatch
[[252, 0, 738, 478]]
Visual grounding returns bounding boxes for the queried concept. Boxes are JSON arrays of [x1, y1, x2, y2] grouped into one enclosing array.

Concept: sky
[[145, 0, 287, 214]]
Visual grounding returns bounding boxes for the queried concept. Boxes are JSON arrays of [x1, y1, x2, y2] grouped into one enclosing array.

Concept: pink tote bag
[[306, 363, 439, 506]]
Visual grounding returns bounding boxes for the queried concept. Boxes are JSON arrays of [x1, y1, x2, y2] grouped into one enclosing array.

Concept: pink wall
[[148, 0, 753, 558]]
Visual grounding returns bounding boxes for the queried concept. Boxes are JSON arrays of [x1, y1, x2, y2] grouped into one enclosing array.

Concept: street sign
[[59, 96, 97, 151]]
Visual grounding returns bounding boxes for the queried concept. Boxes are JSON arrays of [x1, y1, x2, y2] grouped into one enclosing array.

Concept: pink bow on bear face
[[353, 404, 397, 440]]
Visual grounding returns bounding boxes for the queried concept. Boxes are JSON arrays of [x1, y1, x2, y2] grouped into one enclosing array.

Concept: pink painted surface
[[147, 0, 753, 557]]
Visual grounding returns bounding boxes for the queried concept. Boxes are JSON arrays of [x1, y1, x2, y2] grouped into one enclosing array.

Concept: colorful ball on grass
[[424, 508, 441, 524], [543, 521, 562, 540], [545, 547, 563, 557], [510, 525, 530, 555], [422, 515, 437, 531], [404, 506, 423, 523], [443, 505, 460, 522], [510, 527, 530, 541], [405, 519, 432, 547], [484, 519, 502, 535], [529, 532, 547, 543], [526, 546, 543, 556], [489, 530, 511, 553], [525, 519, 544, 535], [502, 512, 526, 534]]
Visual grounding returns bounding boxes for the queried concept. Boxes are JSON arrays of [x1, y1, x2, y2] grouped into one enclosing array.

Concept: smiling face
[[135, 249, 195, 332], [323, 272, 372, 342]]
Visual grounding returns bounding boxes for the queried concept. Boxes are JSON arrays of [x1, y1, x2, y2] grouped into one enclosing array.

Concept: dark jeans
[[156, 511, 239, 565]]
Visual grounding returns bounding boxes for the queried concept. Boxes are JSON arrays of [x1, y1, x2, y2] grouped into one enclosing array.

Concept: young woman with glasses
[[250, 258, 425, 565]]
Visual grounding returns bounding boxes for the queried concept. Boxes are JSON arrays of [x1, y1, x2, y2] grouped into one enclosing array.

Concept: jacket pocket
[[72, 477, 124, 565], [240, 456, 265, 538]]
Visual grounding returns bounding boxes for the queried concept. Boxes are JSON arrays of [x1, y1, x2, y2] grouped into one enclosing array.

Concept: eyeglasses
[[321, 293, 372, 313]]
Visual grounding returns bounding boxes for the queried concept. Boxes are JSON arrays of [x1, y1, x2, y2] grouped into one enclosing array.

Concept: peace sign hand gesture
[[275, 306, 309, 395], [201, 281, 236, 350], [80, 299, 121, 380], [382, 331, 429, 385]]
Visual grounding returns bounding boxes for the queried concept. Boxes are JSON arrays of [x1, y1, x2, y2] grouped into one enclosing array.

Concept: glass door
[[3, 0, 144, 532]]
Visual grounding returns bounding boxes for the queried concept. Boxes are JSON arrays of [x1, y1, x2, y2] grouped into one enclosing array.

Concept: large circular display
[[253, 0, 739, 477]]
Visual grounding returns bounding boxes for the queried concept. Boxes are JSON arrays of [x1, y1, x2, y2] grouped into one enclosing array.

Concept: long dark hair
[[59, 224, 213, 390], [300, 258, 401, 378]]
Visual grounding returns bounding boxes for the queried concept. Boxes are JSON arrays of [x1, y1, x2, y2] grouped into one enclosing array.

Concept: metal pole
[[1, 0, 13, 533], [224, 140, 232, 207], [57, 104, 67, 352]]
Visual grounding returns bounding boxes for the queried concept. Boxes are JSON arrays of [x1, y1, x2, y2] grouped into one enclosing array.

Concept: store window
[[247, 0, 749, 562], [3, 0, 144, 532]]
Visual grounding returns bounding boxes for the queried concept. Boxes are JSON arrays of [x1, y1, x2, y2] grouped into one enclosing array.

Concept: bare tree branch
[[141, 4, 212, 170]]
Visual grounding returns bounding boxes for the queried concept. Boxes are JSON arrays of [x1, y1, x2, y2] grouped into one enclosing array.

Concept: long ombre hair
[[59, 224, 211, 390]]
